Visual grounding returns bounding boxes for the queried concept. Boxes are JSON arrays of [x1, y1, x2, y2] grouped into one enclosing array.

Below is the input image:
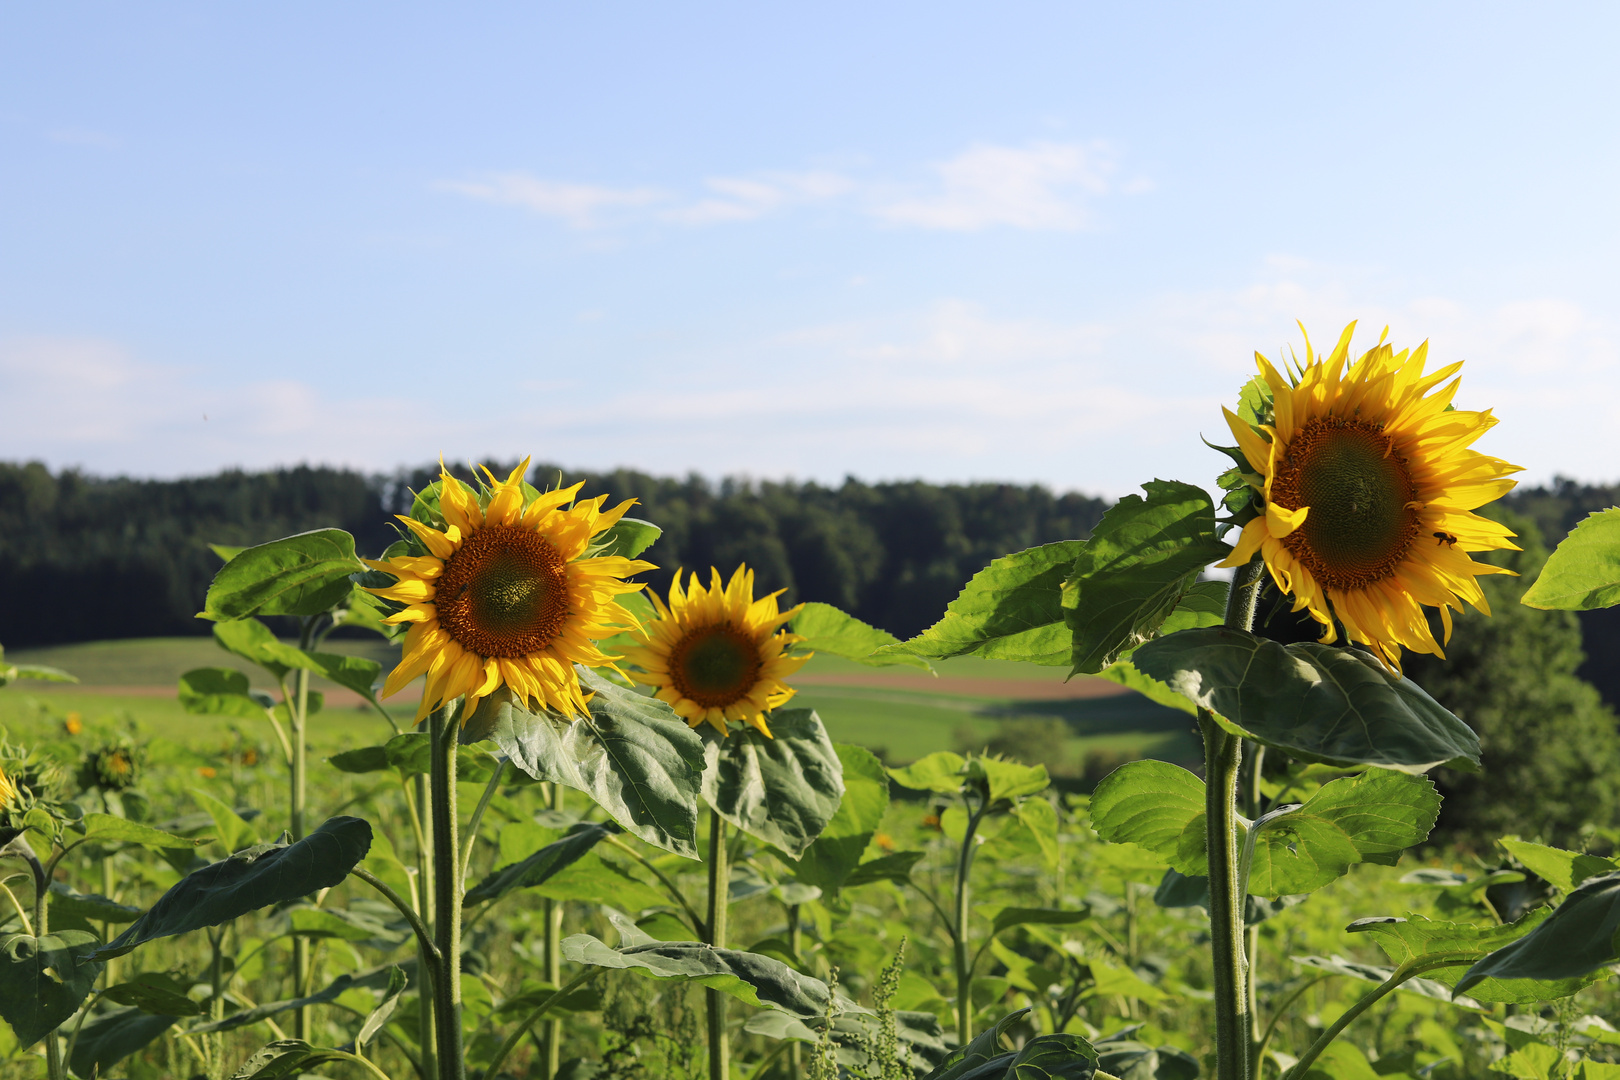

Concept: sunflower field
[[4, 323, 1620, 1080]]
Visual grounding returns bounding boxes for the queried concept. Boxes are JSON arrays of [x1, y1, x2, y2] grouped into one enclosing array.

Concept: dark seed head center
[[669, 625, 761, 709], [436, 524, 569, 658]]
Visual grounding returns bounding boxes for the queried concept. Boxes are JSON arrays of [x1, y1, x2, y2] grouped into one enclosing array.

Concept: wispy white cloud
[[873, 141, 1116, 231], [441, 141, 1124, 233]]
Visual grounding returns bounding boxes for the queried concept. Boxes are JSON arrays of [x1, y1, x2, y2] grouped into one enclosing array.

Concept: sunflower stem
[[543, 783, 564, 1080], [25, 849, 65, 1080], [429, 705, 466, 1080], [706, 807, 730, 1080], [1206, 557, 1264, 1080], [953, 796, 987, 1045], [290, 617, 313, 1041]]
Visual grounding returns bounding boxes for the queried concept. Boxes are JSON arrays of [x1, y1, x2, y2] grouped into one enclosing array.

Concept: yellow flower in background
[[63, 712, 83, 736], [1219, 322, 1523, 669], [365, 459, 655, 722], [0, 763, 17, 810], [622, 565, 809, 737]]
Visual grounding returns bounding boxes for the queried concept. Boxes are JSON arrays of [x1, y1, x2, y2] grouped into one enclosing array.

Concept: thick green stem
[[954, 801, 986, 1044], [290, 618, 314, 1041], [788, 902, 803, 1080], [408, 772, 438, 1080], [429, 707, 466, 1080], [27, 851, 65, 1080], [543, 783, 564, 1080], [707, 809, 730, 1080]]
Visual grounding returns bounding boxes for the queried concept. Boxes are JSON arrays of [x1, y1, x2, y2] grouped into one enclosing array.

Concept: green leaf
[[1521, 508, 1620, 610], [69, 1008, 178, 1078], [374, 731, 496, 782], [843, 851, 926, 890], [1014, 797, 1060, 869], [0, 930, 101, 1048], [888, 752, 966, 794], [922, 1008, 1031, 1080], [227, 1039, 349, 1079], [307, 651, 383, 705], [1089, 760, 1208, 873], [1352, 910, 1597, 1003], [1096, 658, 1198, 717], [355, 966, 408, 1049], [973, 757, 1050, 803], [525, 853, 670, 912], [1291, 955, 1483, 1009], [187, 974, 358, 1035], [201, 529, 364, 620], [789, 602, 933, 670], [787, 744, 890, 893], [327, 745, 391, 774], [1006, 1032, 1099, 1078], [48, 887, 142, 926], [94, 816, 373, 960], [872, 542, 1085, 666], [0, 660, 76, 687], [598, 516, 662, 559], [1245, 808, 1362, 899], [492, 978, 604, 1018], [1061, 480, 1232, 675], [989, 906, 1089, 938], [485, 669, 706, 856], [562, 934, 833, 1018], [178, 667, 270, 719], [212, 618, 309, 678], [103, 971, 206, 1016], [1500, 838, 1619, 893], [464, 822, 617, 906], [191, 789, 261, 853], [1133, 627, 1481, 772], [703, 709, 844, 858], [288, 907, 404, 944], [1094, 1039, 1200, 1080], [81, 812, 207, 850], [1454, 872, 1620, 998]]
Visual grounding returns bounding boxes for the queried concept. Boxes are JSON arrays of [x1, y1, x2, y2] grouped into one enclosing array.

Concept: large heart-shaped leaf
[[464, 823, 618, 906], [1133, 627, 1481, 773], [921, 1008, 1031, 1080], [0, 930, 102, 1047], [789, 602, 933, 670], [786, 744, 889, 893], [1089, 760, 1207, 874], [562, 934, 832, 1018], [1521, 508, 1620, 611], [872, 542, 1085, 666], [201, 529, 364, 620], [703, 709, 843, 859], [1061, 480, 1232, 675], [1453, 873, 1620, 998], [69, 1008, 178, 1078], [487, 668, 705, 856], [94, 816, 373, 959]]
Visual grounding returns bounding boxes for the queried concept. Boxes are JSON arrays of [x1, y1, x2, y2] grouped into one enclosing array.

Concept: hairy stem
[[543, 783, 564, 1080], [429, 707, 466, 1080], [291, 617, 314, 1041], [954, 800, 986, 1044], [707, 809, 730, 1080], [788, 902, 803, 1080], [26, 850, 65, 1080]]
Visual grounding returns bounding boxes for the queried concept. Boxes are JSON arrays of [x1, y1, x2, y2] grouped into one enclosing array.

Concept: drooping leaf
[[80, 813, 207, 851], [1096, 658, 1198, 717], [103, 972, 206, 1016], [788, 744, 891, 893], [1521, 508, 1620, 611], [212, 619, 384, 705], [1454, 873, 1620, 998], [988, 906, 1089, 938], [201, 529, 365, 620], [374, 731, 497, 783], [0, 930, 102, 1047], [191, 788, 261, 853], [1244, 808, 1363, 899], [922, 1008, 1030, 1080], [1151, 868, 1307, 925], [186, 974, 358, 1034], [491, 977, 605, 1018], [1014, 797, 1060, 869], [1093, 1037, 1200, 1080], [48, 887, 142, 926], [599, 516, 662, 559], [789, 602, 933, 670], [486, 668, 705, 857], [703, 709, 844, 858], [227, 1039, 350, 1079], [288, 906, 405, 944], [1061, 480, 1232, 675], [94, 817, 374, 959], [464, 823, 618, 906], [1005, 1032, 1099, 1078], [1499, 838, 1618, 894], [69, 1008, 178, 1078], [562, 934, 832, 1018], [873, 542, 1085, 666], [1133, 627, 1481, 772], [327, 745, 391, 774], [843, 851, 927, 890], [888, 752, 967, 795], [1352, 910, 1598, 1003], [1291, 955, 1483, 1009], [973, 758, 1049, 803], [1088, 760, 1208, 874], [355, 966, 408, 1049], [525, 852, 671, 912], [307, 651, 384, 706], [178, 667, 270, 720]]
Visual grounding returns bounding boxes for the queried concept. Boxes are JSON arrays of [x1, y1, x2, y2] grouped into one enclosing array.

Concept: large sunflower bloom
[[364, 459, 655, 722], [621, 565, 810, 737], [1218, 323, 1522, 669]]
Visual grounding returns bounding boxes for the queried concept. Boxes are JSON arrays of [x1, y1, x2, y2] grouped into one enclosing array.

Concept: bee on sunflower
[[621, 565, 810, 738], [1217, 322, 1522, 670], [363, 458, 655, 722]]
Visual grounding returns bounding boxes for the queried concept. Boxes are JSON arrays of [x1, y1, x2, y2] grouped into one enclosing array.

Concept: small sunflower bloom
[[0, 763, 18, 810], [622, 565, 809, 737], [365, 459, 655, 722], [63, 713, 83, 737], [1219, 322, 1523, 669]]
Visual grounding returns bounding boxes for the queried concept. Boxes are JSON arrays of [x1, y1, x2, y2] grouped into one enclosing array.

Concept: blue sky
[[2, 3, 1616, 497]]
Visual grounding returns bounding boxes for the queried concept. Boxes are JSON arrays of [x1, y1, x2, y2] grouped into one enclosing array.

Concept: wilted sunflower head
[[1216, 321, 1522, 669], [364, 458, 656, 722], [621, 565, 810, 737]]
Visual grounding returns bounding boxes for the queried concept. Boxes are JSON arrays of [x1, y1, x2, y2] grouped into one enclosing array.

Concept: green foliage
[[791, 602, 934, 671], [1351, 910, 1599, 1003], [0, 929, 101, 1047], [464, 822, 617, 906], [874, 541, 1084, 666], [563, 933, 833, 1018], [701, 708, 844, 858], [68, 1009, 178, 1078], [1456, 873, 1620, 998], [0, 643, 75, 688], [200, 529, 365, 621], [1521, 508, 1620, 611], [787, 743, 891, 894], [1060, 480, 1230, 675], [1135, 627, 1481, 773]]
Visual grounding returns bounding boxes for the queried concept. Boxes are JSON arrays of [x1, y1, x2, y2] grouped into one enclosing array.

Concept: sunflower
[[0, 763, 17, 811], [364, 459, 655, 722], [621, 565, 810, 737], [1218, 322, 1522, 669]]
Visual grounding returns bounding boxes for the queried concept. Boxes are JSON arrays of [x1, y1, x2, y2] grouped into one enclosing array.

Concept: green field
[[1, 637, 1196, 769]]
